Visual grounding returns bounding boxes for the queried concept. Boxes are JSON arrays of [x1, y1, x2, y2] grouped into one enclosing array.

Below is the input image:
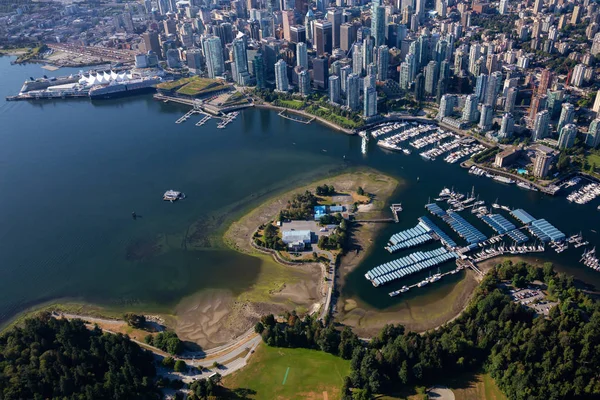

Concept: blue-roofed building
[[510, 209, 536, 225], [314, 205, 327, 220], [529, 219, 565, 242]]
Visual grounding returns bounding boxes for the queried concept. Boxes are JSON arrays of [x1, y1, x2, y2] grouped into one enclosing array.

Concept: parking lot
[[509, 287, 558, 316]]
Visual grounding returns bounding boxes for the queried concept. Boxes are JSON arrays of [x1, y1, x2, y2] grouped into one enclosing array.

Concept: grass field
[[277, 99, 305, 109], [222, 344, 350, 400], [177, 77, 224, 96], [587, 153, 600, 168]]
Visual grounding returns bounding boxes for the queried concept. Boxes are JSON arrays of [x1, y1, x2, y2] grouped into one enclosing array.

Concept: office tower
[[253, 53, 265, 88], [417, 33, 430, 68], [364, 86, 377, 117], [499, 0, 508, 14], [290, 25, 306, 44], [586, 119, 600, 147], [298, 70, 311, 96], [340, 65, 351, 94], [313, 56, 329, 90], [275, 59, 289, 91], [327, 8, 342, 49], [371, 0, 385, 46], [499, 113, 515, 138], [537, 69, 553, 97], [571, 64, 586, 87], [399, 62, 410, 89], [346, 73, 361, 110], [436, 0, 447, 18], [305, 10, 315, 42], [485, 71, 503, 108], [282, 10, 294, 41], [185, 49, 203, 74], [295, 0, 307, 14], [557, 103, 575, 133], [414, 73, 425, 101], [558, 124, 577, 149], [179, 23, 194, 48], [462, 94, 479, 122], [475, 74, 487, 104], [532, 110, 550, 141], [340, 23, 356, 52], [415, 0, 425, 20], [296, 42, 308, 70], [533, 152, 552, 178], [166, 49, 181, 69], [202, 35, 225, 78], [479, 104, 493, 131], [329, 75, 341, 103], [424, 60, 438, 95], [438, 94, 456, 120], [232, 35, 250, 85], [505, 87, 517, 113], [376, 45, 389, 81], [143, 31, 162, 58], [216, 22, 234, 47], [164, 18, 177, 35], [314, 20, 333, 55], [362, 36, 375, 72]]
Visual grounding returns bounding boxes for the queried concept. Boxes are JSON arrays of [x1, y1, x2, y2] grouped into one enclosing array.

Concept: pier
[[277, 109, 315, 124], [390, 203, 403, 222], [196, 115, 212, 126], [176, 109, 200, 124]]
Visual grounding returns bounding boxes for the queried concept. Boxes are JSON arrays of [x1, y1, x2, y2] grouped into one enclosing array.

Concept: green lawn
[[586, 153, 600, 168], [277, 99, 305, 109], [222, 344, 350, 399]]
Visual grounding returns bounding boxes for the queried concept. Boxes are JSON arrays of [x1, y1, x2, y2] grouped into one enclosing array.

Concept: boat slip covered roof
[[443, 211, 487, 244], [387, 222, 434, 253], [419, 216, 457, 248], [425, 203, 447, 217], [481, 214, 516, 234], [529, 219, 566, 242], [510, 209, 536, 225]]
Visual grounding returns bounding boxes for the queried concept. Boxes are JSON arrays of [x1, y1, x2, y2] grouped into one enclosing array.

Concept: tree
[[357, 187, 365, 195], [557, 152, 570, 171], [174, 359, 187, 372], [254, 321, 265, 334], [162, 356, 176, 369], [123, 313, 146, 328]]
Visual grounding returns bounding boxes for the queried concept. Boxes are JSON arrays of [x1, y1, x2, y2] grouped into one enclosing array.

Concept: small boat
[[163, 190, 185, 202], [417, 279, 429, 287], [403, 149, 411, 155]]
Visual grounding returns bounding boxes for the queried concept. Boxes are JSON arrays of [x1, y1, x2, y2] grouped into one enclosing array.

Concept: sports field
[[222, 343, 350, 400]]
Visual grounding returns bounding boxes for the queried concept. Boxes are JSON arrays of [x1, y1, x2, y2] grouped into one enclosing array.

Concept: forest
[[257, 261, 600, 400], [0, 313, 160, 400]]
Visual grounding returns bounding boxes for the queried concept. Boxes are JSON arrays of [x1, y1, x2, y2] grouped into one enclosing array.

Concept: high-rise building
[[558, 124, 577, 149], [202, 35, 225, 78], [364, 86, 377, 117], [547, 90, 564, 118], [253, 52, 265, 88], [593, 90, 600, 113], [327, 8, 342, 49], [537, 69, 553, 97], [414, 73, 425, 101], [346, 73, 361, 110], [586, 118, 600, 148], [186, 49, 203, 74], [533, 0, 543, 14], [485, 71, 503, 108], [314, 20, 333, 55], [424, 60, 438, 95], [505, 87, 517, 113], [475, 74, 488, 104], [329, 75, 341, 103], [340, 23, 356, 52], [529, 94, 547, 120], [143, 31, 162, 58], [499, 0, 508, 14], [571, 64, 586, 87], [499, 113, 515, 138], [438, 94, 456, 120], [371, 0, 385, 46], [532, 110, 550, 141], [462, 94, 479, 122], [290, 25, 307, 44], [533, 152, 552, 178], [275, 59, 289, 91], [362, 36, 375, 72], [479, 104, 493, 131], [313, 56, 329, 90], [352, 43, 363, 75], [232, 35, 250, 85], [296, 42, 308, 70], [298, 69, 311, 96], [399, 62, 410, 89], [571, 5, 582, 25], [376, 45, 389, 81], [340, 65, 351, 94], [557, 103, 575, 133], [282, 10, 294, 41]]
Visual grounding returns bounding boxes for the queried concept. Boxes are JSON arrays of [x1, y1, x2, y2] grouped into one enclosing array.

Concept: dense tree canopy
[[0, 314, 159, 400]]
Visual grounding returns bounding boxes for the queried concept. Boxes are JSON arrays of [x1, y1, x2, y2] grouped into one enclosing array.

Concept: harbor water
[[1, 56, 599, 325]]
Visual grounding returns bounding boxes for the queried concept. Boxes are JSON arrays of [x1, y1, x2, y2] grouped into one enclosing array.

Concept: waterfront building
[[532, 110, 550, 141], [505, 87, 517, 113], [462, 94, 479, 122], [414, 73, 425, 101], [424, 60, 438, 95], [314, 20, 333, 55], [275, 59, 289, 91], [329, 75, 341, 104], [376, 45, 389, 82], [495, 147, 521, 168], [296, 42, 308, 70], [364, 86, 377, 117], [298, 69, 311, 96], [533, 151, 552, 178], [166, 49, 181, 69], [499, 113, 515, 139], [313, 56, 329, 90], [478, 104, 493, 131], [202, 35, 225, 78], [586, 118, 600, 148], [438, 94, 456, 120], [557, 103, 575, 133], [185, 49, 203, 74], [558, 124, 577, 149], [346, 73, 361, 110]]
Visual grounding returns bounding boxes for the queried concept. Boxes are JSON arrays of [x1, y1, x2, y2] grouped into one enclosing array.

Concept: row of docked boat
[[410, 130, 454, 149], [368, 121, 408, 138], [567, 233, 589, 248], [469, 166, 538, 190], [444, 143, 486, 164], [420, 136, 461, 160], [567, 182, 600, 204], [563, 176, 582, 188], [581, 247, 599, 271]]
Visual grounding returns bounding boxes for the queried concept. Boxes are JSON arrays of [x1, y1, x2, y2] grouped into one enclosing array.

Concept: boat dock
[[385, 221, 435, 253], [388, 263, 466, 296], [176, 109, 200, 124], [390, 203, 403, 222], [217, 111, 239, 129], [277, 109, 315, 124], [196, 115, 212, 126]]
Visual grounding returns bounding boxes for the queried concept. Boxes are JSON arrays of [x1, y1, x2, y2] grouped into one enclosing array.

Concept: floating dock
[[527, 219, 566, 242], [365, 247, 458, 286], [441, 211, 487, 244], [386, 222, 434, 253], [480, 214, 529, 244], [418, 216, 457, 248], [195, 115, 212, 126], [176, 109, 199, 124]]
